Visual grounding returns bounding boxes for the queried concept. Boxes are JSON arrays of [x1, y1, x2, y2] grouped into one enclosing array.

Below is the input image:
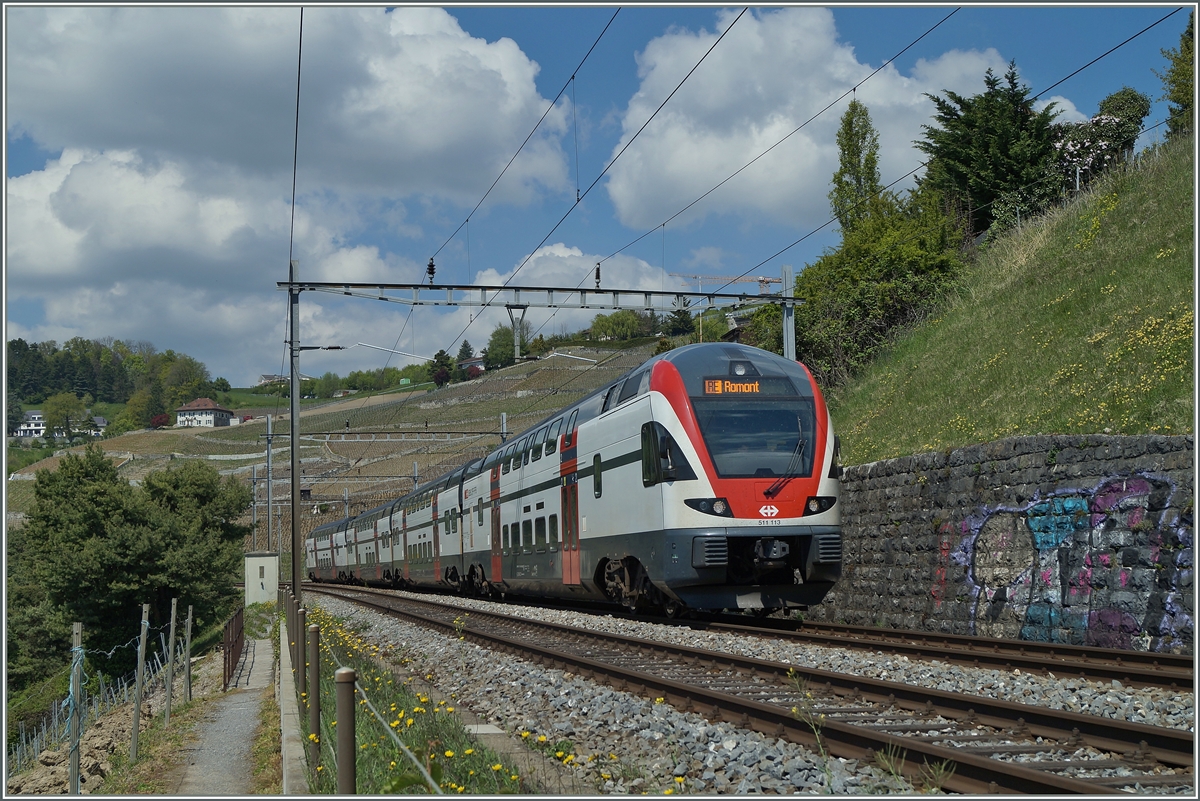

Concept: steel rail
[[307, 586, 1193, 794]]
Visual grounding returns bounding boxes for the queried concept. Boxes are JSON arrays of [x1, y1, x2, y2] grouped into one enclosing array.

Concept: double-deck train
[[305, 342, 842, 614]]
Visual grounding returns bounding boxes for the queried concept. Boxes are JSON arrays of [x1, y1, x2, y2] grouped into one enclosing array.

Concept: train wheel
[[662, 599, 685, 619], [603, 557, 647, 613]]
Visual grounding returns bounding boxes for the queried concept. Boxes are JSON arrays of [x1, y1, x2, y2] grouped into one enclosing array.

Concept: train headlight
[[685, 498, 734, 517], [803, 496, 837, 516]]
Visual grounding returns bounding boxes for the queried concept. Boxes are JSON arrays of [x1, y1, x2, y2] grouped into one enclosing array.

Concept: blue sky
[[5, 5, 1189, 386]]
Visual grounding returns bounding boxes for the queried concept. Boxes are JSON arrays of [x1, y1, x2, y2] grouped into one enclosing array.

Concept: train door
[[402, 508, 410, 582], [560, 410, 581, 585], [432, 496, 441, 582], [373, 516, 383, 582], [489, 463, 502, 583], [561, 479, 580, 584]]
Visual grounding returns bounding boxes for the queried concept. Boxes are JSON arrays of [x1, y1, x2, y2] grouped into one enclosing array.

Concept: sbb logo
[[759, 505, 779, 517]]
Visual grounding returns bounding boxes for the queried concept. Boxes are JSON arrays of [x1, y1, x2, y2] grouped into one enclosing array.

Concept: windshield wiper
[[764, 421, 806, 499]]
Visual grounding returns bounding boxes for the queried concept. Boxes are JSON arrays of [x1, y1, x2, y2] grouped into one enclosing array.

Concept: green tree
[[7, 393, 23, 436], [482, 321, 530, 370], [11, 446, 250, 680], [42, 391, 86, 438], [1098, 87, 1152, 145], [428, 349, 455, 387], [794, 183, 963, 387], [916, 61, 1059, 238], [666, 304, 695, 337], [1155, 10, 1194, 140], [829, 99, 884, 234]]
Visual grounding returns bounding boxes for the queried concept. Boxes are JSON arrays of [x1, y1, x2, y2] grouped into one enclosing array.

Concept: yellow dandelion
[[520, 731, 531, 739], [447, 706, 455, 712], [464, 749, 474, 755], [406, 718, 414, 727], [537, 735, 547, 743], [492, 765, 503, 772], [445, 750, 455, 758], [675, 776, 685, 784], [665, 789, 674, 795], [556, 751, 564, 758]]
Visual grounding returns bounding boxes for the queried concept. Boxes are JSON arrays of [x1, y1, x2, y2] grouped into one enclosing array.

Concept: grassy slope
[[829, 137, 1194, 466]]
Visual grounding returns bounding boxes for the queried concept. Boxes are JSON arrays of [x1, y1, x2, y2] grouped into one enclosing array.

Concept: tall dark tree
[[9, 446, 250, 681], [829, 99, 884, 234], [1155, 10, 1194, 139], [483, 321, 530, 370], [428, 349, 455, 387], [666, 304, 695, 337], [6, 393, 23, 436], [916, 61, 1059, 238]]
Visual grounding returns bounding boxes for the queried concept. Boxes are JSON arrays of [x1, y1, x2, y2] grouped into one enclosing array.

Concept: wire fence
[[6, 634, 187, 779]]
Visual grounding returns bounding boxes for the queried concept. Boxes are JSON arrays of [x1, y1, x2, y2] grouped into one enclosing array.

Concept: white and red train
[[306, 342, 842, 614]]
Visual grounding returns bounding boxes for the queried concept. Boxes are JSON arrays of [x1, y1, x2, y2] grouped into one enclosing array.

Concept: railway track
[[304, 585, 1194, 795], [689, 615, 1194, 691]]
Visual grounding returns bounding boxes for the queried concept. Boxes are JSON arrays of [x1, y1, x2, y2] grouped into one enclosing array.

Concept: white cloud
[[6, 6, 570, 202], [604, 7, 1009, 229], [1037, 95, 1088, 123]]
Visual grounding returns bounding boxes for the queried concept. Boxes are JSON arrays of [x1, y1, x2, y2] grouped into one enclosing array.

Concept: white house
[[16, 411, 46, 438], [176, 397, 235, 427]]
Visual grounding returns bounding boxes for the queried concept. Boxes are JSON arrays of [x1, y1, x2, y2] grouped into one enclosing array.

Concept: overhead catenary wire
[[709, 7, 1184, 295], [429, 8, 622, 264], [285, 8, 1180, 500], [520, 7, 962, 346], [436, 7, 750, 358], [596, 7, 962, 269]]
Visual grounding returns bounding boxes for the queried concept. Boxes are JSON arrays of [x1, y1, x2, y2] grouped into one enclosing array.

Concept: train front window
[[692, 398, 816, 479]]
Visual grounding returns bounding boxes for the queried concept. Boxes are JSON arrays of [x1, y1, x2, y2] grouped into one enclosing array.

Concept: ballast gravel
[[312, 592, 1195, 795]]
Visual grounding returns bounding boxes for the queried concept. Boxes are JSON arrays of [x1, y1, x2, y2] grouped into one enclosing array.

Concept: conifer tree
[[1155, 10, 1194, 139], [828, 99, 883, 234]]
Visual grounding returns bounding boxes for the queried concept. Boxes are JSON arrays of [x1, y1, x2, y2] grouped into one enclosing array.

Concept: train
[[305, 342, 843, 615]]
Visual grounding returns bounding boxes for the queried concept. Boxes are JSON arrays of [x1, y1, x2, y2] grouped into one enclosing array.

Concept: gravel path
[[172, 639, 273, 795]]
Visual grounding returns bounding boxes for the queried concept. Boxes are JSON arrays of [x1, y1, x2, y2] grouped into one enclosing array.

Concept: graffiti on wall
[[937, 473, 1193, 651]]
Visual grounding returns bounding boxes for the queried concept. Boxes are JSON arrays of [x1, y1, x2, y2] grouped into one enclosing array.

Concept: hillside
[[7, 344, 659, 535], [828, 136, 1194, 466]]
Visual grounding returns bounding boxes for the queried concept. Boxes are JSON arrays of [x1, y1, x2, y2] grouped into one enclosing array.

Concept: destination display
[[702, 376, 796, 396]]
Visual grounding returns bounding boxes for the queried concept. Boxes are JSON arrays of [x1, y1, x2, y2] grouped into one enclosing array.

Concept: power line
[[711, 8, 1184, 294], [597, 7, 962, 268], [429, 8, 622, 265], [433, 7, 750, 368]]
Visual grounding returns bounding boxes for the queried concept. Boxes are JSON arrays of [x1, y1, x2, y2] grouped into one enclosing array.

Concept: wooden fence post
[[69, 622, 82, 795], [307, 624, 320, 769], [130, 604, 149, 762], [184, 605, 194, 703], [165, 598, 177, 725], [336, 667, 356, 794]]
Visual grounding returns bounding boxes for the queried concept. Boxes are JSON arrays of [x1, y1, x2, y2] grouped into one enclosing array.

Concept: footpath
[[170, 638, 278, 795]]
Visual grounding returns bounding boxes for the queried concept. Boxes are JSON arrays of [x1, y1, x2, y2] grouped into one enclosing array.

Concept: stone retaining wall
[[805, 435, 1194, 654]]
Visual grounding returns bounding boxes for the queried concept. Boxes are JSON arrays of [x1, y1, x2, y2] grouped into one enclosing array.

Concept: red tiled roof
[[176, 397, 234, 415]]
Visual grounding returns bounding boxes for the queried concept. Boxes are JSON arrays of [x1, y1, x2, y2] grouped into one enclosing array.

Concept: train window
[[535, 517, 546, 549], [593, 454, 603, 498], [618, 370, 644, 404], [451, 512, 458, 534], [530, 426, 548, 461], [564, 410, 578, 446], [502, 524, 510, 551], [476, 499, 483, 526], [521, 437, 531, 467], [549, 514, 559, 547], [502, 444, 515, 474], [546, 418, 562, 454], [601, 382, 620, 413], [522, 519, 533, 549]]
